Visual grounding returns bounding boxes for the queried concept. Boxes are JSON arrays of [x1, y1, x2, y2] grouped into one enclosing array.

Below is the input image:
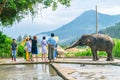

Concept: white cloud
[[98, 7, 120, 15]]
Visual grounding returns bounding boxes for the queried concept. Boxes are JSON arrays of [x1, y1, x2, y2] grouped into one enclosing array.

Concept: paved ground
[[0, 57, 120, 65]]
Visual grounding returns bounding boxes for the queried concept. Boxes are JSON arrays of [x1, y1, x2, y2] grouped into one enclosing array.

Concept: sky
[[2, 0, 120, 39]]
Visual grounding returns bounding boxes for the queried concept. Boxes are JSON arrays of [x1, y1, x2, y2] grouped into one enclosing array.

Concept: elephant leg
[[96, 51, 99, 60], [91, 49, 98, 61], [106, 49, 114, 61]]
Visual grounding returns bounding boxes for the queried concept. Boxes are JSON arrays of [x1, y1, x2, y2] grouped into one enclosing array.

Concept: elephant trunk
[[65, 40, 80, 50]]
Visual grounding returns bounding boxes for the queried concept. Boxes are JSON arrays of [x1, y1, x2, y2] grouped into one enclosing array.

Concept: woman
[[31, 36, 38, 61], [41, 36, 48, 62]]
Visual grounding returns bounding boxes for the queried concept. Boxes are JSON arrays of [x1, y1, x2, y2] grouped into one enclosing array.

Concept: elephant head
[[79, 35, 92, 46]]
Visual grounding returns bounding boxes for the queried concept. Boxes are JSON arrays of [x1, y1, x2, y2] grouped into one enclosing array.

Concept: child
[[26, 38, 32, 61], [41, 36, 48, 62]]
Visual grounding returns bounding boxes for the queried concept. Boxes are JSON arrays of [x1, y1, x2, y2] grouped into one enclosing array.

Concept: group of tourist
[[10, 33, 58, 62]]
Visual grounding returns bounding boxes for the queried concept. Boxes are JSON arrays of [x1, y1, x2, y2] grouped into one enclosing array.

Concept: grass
[[113, 38, 120, 58]]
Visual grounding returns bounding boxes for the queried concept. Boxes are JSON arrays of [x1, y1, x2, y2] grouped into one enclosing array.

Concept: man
[[47, 33, 56, 62], [11, 39, 17, 62]]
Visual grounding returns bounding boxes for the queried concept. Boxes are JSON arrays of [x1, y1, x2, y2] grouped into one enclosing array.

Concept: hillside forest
[[99, 22, 120, 38]]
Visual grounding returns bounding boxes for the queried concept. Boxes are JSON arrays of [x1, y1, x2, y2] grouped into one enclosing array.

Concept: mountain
[[37, 10, 120, 45], [99, 22, 120, 38]]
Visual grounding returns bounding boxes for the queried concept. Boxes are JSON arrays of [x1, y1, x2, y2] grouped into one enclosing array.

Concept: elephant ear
[[86, 38, 91, 43]]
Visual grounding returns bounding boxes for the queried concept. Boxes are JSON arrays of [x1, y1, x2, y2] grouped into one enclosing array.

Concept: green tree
[[0, 0, 70, 27]]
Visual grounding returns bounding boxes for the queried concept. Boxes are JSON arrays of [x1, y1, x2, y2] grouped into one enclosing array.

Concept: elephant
[[65, 34, 114, 61]]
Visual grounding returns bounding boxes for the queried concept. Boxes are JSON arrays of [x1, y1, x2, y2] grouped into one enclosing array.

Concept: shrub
[[0, 32, 12, 58], [17, 44, 25, 57], [113, 38, 120, 58]]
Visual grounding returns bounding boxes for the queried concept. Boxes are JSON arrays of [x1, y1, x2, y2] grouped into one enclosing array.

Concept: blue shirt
[[47, 37, 56, 47]]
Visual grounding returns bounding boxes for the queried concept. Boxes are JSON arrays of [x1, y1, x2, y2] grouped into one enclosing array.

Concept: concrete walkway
[[0, 57, 120, 65]]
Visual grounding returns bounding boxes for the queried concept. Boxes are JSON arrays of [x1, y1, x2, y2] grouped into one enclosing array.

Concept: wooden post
[[96, 5, 98, 34]]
